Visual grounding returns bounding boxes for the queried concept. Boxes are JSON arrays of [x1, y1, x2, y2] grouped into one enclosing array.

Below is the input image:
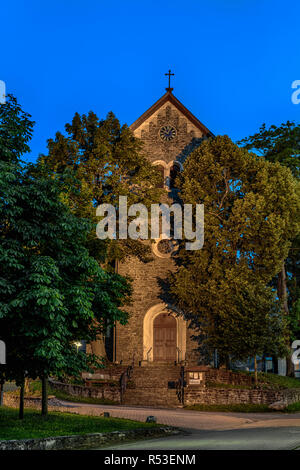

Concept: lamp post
[[74, 341, 82, 353]]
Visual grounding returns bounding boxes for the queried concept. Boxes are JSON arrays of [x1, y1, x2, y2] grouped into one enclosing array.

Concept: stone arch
[[143, 303, 186, 362], [152, 159, 168, 169]]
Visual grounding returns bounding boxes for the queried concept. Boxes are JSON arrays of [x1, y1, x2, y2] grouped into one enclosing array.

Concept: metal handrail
[[175, 365, 185, 405], [120, 356, 135, 404]]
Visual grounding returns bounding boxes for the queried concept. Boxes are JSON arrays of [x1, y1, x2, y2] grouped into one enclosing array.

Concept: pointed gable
[[130, 90, 214, 138], [130, 90, 214, 165]]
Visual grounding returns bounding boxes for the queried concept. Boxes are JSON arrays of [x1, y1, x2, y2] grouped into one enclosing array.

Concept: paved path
[[59, 401, 255, 430], [104, 426, 300, 450], [58, 401, 300, 449], [6, 384, 300, 449]]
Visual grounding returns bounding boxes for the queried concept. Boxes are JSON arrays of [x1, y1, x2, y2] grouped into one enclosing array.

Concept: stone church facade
[[112, 87, 214, 366]]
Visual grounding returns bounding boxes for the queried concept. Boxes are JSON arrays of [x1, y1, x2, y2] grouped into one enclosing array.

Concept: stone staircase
[[123, 363, 182, 408]]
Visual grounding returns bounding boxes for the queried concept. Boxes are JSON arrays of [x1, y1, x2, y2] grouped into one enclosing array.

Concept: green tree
[[239, 122, 300, 360], [199, 277, 288, 384], [0, 96, 131, 417], [171, 135, 299, 369], [0, 94, 34, 164], [238, 121, 300, 179], [36, 110, 162, 265]]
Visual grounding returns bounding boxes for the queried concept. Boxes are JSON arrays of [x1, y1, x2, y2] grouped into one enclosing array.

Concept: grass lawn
[[251, 372, 300, 389], [207, 372, 300, 390], [285, 402, 300, 413], [0, 406, 158, 441], [184, 403, 273, 413]]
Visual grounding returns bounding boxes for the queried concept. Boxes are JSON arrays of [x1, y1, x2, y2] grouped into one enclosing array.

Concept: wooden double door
[[153, 313, 177, 362]]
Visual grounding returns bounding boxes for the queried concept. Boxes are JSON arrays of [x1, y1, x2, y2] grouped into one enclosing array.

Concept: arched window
[[156, 164, 165, 188], [169, 162, 181, 189]]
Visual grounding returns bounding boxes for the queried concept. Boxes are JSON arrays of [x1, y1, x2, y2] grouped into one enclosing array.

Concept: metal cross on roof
[[165, 69, 174, 92]]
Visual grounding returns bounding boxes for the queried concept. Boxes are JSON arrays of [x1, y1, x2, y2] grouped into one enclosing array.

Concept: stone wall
[[49, 379, 121, 403], [117, 254, 198, 364], [0, 427, 179, 450], [204, 369, 254, 387], [184, 388, 300, 406]]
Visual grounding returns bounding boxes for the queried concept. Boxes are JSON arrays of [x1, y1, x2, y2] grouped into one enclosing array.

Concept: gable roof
[[130, 90, 214, 136]]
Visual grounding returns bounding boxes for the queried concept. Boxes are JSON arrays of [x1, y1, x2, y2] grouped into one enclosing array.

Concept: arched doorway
[[153, 313, 177, 361], [143, 303, 186, 362]]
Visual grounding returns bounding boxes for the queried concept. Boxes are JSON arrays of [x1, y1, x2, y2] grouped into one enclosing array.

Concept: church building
[[111, 72, 214, 366]]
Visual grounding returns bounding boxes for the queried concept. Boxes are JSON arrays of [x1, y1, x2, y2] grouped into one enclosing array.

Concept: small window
[[156, 165, 165, 188], [169, 162, 180, 189]]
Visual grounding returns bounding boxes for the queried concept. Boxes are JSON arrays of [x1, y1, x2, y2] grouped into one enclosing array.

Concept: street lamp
[[74, 341, 82, 353]]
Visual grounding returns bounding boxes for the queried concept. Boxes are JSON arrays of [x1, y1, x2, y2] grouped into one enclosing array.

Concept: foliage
[[172, 135, 299, 365], [285, 401, 300, 412], [0, 95, 131, 393], [206, 280, 288, 366], [238, 121, 300, 179], [239, 122, 300, 340], [0, 94, 34, 164], [207, 372, 300, 390], [252, 372, 300, 389], [36, 110, 162, 263]]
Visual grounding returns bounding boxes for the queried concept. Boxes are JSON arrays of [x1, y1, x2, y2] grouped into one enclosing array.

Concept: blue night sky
[[1, 0, 299, 162]]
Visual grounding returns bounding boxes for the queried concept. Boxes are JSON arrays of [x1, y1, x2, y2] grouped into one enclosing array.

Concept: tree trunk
[[254, 356, 258, 386], [277, 262, 293, 376], [278, 263, 289, 316], [114, 258, 119, 274], [24, 377, 30, 395], [41, 376, 48, 417], [19, 380, 24, 420]]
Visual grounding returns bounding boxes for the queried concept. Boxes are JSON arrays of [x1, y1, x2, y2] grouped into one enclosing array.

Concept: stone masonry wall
[[205, 369, 254, 387], [184, 388, 300, 406], [117, 253, 199, 364], [48, 379, 121, 403], [133, 102, 204, 166], [115, 99, 208, 365]]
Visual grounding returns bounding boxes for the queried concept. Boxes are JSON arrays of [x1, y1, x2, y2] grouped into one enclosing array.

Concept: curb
[[0, 426, 180, 450]]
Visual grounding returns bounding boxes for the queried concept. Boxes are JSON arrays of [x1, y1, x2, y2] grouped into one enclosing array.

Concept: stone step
[[132, 377, 180, 384], [128, 365, 181, 393], [132, 367, 181, 376], [102, 364, 183, 407], [124, 388, 180, 407], [133, 370, 180, 374], [129, 381, 179, 388]]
